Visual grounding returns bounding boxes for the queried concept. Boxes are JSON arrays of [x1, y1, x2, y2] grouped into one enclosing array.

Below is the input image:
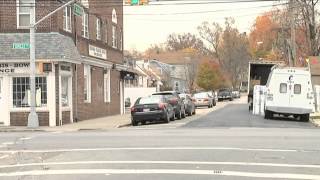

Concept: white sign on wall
[[89, 45, 107, 60], [0, 63, 30, 74]]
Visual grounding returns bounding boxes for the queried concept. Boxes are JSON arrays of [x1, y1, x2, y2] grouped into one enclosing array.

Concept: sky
[[123, 0, 285, 52]]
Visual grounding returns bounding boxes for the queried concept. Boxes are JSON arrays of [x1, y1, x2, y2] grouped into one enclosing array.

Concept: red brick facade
[[0, 0, 124, 126]]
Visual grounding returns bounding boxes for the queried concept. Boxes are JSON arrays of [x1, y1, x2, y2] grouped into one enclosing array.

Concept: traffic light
[[125, 0, 149, 5]]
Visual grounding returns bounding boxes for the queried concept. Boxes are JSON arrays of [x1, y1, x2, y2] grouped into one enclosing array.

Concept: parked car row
[[131, 89, 240, 126]]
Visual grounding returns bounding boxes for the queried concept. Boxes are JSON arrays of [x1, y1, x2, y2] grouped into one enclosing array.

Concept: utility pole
[[289, 0, 296, 67], [27, 3, 38, 128], [27, 0, 77, 128]]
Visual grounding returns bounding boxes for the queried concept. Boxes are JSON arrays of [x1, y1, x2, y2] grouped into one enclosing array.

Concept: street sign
[[73, 3, 84, 16], [131, 0, 139, 5], [12, 43, 30, 49]]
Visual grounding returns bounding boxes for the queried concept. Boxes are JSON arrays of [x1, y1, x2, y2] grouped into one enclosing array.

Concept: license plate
[[143, 109, 150, 112]]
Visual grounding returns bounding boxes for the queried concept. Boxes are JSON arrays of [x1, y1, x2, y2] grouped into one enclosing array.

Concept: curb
[[0, 128, 45, 132], [117, 123, 132, 128], [310, 116, 320, 127]]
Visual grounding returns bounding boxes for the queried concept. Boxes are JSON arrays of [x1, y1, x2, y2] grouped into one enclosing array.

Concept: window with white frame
[[119, 29, 123, 50], [112, 25, 117, 48], [63, 6, 72, 32], [80, 0, 89, 8], [17, 0, 34, 28], [84, 65, 91, 102], [104, 69, 111, 102], [61, 76, 70, 107], [81, 12, 89, 38], [104, 20, 108, 43], [12, 77, 47, 108], [96, 18, 102, 40]]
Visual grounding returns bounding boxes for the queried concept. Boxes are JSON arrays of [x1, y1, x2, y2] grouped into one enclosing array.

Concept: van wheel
[[301, 114, 310, 122], [264, 110, 273, 119]]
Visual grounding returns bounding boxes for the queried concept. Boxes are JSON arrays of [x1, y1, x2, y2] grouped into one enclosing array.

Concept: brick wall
[[0, 0, 124, 64], [62, 111, 71, 125], [73, 64, 120, 121], [10, 112, 49, 126]]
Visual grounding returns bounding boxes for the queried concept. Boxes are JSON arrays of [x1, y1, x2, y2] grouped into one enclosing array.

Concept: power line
[[0, 0, 281, 7]]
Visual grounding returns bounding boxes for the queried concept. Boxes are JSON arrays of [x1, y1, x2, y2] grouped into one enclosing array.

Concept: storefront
[[0, 33, 80, 126], [0, 61, 76, 126]]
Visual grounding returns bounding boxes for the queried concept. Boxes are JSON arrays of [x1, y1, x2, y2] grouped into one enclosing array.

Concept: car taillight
[[131, 107, 136, 112], [204, 98, 209, 102], [158, 103, 166, 110], [170, 98, 178, 104], [192, 98, 196, 102]]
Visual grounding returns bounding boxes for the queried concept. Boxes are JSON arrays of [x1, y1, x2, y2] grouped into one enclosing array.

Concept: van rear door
[[270, 73, 290, 107], [288, 74, 307, 108]]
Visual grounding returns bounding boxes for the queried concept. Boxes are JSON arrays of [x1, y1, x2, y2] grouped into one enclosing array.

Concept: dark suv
[[152, 91, 186, 119], [218, 88, 233, 101]]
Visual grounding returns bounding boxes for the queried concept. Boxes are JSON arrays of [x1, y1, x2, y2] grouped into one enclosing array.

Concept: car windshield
[[137, 96, 162, 104], [193, 93, 208, 98]]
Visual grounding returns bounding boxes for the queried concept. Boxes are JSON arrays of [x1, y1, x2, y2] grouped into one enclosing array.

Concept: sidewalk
[[311, 112, 320, 127], [0, 113, 132, 132]]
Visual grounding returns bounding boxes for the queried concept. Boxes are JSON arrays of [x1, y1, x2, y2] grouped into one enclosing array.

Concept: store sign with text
[[0, 63, 30, 74], [89, 45, 107, 60]]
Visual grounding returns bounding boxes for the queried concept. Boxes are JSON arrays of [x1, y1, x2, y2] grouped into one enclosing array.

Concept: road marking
[[1, 142, 14, 146], [19, 137, 32, 141], [0, 169, 319, 179], [0, 155, 9, 159], [0, 146, 311, 153], [0, 160, 320, 169]]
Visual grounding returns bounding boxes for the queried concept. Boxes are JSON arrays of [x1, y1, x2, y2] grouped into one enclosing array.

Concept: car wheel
[[132, 119, 138, 126], [188, 110, 192, 116], [176, 110, 182, 120], [213, 101, 217, 106], [170, 112, 175, 121], [182, 109, 186, 118], [164, 113, 170, 123]]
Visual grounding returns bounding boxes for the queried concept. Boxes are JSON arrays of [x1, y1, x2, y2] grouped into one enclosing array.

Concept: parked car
[[206, 91, 217, 106], [218, 88, 233, 101], [152, 91, 186, 119], [179, 93, 196, 116], [192, 92, 214, 108], [232, 90, 240, 99], [131, 95, 174, 126], [264, 67, 314, 121]]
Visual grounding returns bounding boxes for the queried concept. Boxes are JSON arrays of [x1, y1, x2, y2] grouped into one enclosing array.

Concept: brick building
[[0, 0, 130, 126]]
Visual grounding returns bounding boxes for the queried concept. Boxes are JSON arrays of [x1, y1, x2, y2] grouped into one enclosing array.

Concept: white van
[[264, 67, 314, 121]]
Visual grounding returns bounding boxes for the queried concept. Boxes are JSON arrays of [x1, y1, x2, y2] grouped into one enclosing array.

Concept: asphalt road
[[0, 97, 319, 180]]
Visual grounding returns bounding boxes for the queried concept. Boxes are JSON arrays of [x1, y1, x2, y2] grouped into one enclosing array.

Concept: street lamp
[[27, 0, 76, 128]]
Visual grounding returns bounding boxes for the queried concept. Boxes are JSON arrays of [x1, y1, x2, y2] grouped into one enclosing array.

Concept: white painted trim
[[0, 76, 10, 126], [81, 56, 112, 68], [47, 68, 56, 127], [0, 160, 320, 169], [16, 0, 35, 29], [0, 169, 319, 179]]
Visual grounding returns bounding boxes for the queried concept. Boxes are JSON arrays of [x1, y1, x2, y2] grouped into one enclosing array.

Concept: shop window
[[61, 76, 70, 107], [84, 64, 91, 102], [63, 6, 72, 32], [17, 0, 35, 28], [96, 18, 102, 40], [104, 69, 111, 102], [82, 12, 89, 38], [12, 77, 47, 108]]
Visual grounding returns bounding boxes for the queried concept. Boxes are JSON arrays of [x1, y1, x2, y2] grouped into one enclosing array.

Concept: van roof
[[272, 67, 310, 75]]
